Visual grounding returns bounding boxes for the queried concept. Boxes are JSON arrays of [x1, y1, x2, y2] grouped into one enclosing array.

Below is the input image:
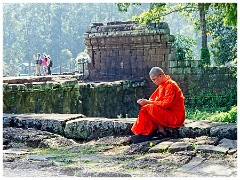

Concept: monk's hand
[[137, 99, 149, 106], [137, 99, 143, 105]]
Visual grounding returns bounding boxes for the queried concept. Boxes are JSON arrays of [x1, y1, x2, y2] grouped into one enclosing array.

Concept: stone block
[[217, 138, 237, 149], [190, 60, 199, 67], [147, 35, 154, 43], [179, 120, 223, 138], [160, 34, 167, 42], [149, 48, 156, 55], [3, 115, 13, 127], [149, 141, 174, 153], [183, 68, 191, 74], [168, 142, 193, 153], [196, 145, 229, 154], [142, 35, 148, 43], [133, 36, 142, 44], [178, 157, 205, 171], [171, 67, 183, 75], [153, 34, 161, 43], [64, 118, 135, 141], [210, 124, 237, 140]]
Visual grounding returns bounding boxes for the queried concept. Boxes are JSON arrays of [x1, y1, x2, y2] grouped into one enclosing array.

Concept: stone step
[[3, 114, 237, 141]]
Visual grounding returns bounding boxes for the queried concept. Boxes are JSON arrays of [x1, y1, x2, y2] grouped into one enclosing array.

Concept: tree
[[208, 7, 237, 65], [3, 3, 149, 76], [116, 3, 237, 66]]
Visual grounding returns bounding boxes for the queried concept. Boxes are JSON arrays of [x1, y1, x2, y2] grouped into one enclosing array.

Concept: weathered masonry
[[84, 21, 237, 107], [84, 21, 174, 81]]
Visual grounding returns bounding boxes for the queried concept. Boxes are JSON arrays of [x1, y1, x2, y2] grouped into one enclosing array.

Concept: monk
[[131, 67, 185, 137]]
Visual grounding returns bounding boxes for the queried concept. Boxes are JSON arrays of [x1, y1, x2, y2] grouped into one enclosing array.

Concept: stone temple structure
[[84, 21, 174, 81]]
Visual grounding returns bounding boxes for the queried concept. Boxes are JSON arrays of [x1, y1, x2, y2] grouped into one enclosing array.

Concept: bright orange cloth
[[131, 75, 186, 135]]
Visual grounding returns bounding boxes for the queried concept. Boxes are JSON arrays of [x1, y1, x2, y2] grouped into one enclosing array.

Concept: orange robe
[[131, 75, 185, 135]]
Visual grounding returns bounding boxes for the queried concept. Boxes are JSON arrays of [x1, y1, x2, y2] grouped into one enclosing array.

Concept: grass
[[186, 105, 237, 123]]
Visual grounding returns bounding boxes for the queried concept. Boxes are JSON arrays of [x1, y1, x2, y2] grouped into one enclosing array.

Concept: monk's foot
[[158, 126, 167, 136]]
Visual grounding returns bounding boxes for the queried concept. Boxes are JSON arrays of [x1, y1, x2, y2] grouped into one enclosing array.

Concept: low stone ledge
[[178, 120, 224, 138], [3, 113, 86, 136], [210, 124, 237, 140], [64, 118, 135, 140], [2, 114, 237, 141]]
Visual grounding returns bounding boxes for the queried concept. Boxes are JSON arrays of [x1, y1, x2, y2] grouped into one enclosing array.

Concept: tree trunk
[[199, 3, 207, 48], [198, 3, 210, 65]]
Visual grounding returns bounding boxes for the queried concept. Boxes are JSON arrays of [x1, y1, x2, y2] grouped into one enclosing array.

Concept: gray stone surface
[[210, 124, 237, 140], [64, 118, 135, 140], [3, 113, 86, 135], [149, 141, 174, 153], [196, 145, 229, 154], [185, 159, 237, 176], [168, 142, 193, 153], [217, 138, 237, 149], [195, 136, 219, 145], [179, 120, 223, 138], [178, 157, 205, 171]]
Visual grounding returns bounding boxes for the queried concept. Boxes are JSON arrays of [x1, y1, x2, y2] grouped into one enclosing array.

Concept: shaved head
[[149, 67, 164, 76]]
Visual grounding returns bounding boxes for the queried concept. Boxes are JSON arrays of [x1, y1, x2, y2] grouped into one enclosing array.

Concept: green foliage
[[213, 3, 237, 28], [207, 8, 237, 65], [186, 106, 237, 124], [3, 3, 149, 76], [173, 35, 197, 60], [116, 3, 141, 12], [207, 106, 237, 123], [200, 47, 210, 66]]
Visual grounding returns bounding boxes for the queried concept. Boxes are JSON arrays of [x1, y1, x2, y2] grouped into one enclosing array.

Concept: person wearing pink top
[[42, 54, 48, 75]]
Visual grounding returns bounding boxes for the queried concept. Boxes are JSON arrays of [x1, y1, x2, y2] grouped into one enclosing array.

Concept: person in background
[[42, 54, 48, 75], [47, 55, 52, 75], [34, 53, 42, 76]]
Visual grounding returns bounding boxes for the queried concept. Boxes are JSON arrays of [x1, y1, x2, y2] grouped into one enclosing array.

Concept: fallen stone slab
[[149, 141, 174, 153], [228, 148, 237, 155], [168, 142, 193, 153], [184, 159, 237, 176], [178, 157, 205, 171], [194, 136, 219, 145], [196, 145, 229, 154], [217, 138, 237, 149]]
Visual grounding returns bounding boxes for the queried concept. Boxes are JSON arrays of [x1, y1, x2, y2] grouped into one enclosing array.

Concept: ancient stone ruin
[[3, 21, 237, 118], [84, 21, 174, 81], [2, 21, 237, 177]]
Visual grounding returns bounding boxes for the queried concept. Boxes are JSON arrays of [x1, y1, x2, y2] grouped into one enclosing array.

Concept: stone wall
[[84, 21, 237, 108], [3, 76, 146, 118]]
